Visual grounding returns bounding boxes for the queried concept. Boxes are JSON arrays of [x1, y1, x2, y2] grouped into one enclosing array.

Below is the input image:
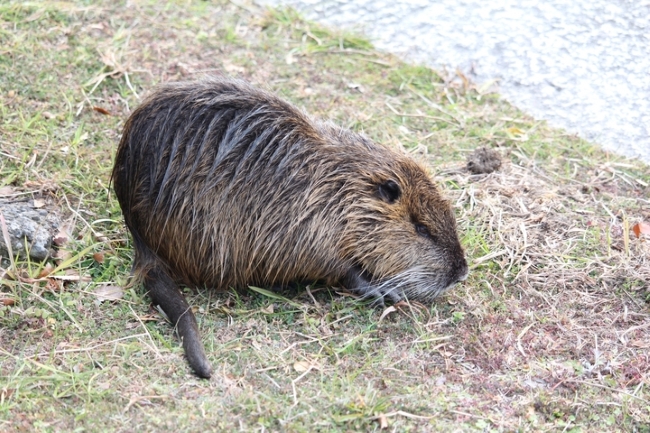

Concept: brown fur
[[112, 77, 468, 378]]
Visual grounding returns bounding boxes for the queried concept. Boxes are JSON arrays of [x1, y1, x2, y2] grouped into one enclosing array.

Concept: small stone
[[0, 200, 60, 261]]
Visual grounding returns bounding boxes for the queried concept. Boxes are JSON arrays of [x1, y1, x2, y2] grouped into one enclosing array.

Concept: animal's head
[[346, 156, 468, 302]]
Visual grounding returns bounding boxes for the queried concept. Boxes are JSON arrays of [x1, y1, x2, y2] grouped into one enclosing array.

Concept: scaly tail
[[144, 265, 212, 378]]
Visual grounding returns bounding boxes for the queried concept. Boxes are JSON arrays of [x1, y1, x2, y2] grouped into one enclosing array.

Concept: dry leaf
[[0, 186, 15, 196], [54, 249, 71, 262], [92, 106, 111, 115], [93, 252, 105, 263], [52, 229, 70, 247], [94, 232, 109, 243], [1, 298, 15, 306], [378, 305, 397, 321], [632, 222, 650, 238], [25, 10, 44, 22], [223, 62, 245, 74], [45, 278, 62, 292], [33, 198, 46, 208], [293, 361, 311, 373], [94, 284, 124, 302], [506, 126, 529, 141], [23, 180, 59, 194], [377, 413, 389, 429], [0, 267, 15, 281], [37, 263, 55, 278]]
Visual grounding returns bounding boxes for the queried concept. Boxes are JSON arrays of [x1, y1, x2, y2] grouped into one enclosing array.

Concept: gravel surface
[[258, 0, 650, 164]]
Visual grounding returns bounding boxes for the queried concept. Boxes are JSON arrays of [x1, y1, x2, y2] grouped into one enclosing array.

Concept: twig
[[374, 410, 438, 420], [129, 305, 163, 360], [123, 394, 168, 413], [24, 333, 149, 359], [447, 409, 489, 420], [517, 322, 535, 357], [471, 249, 507, 268], [0, 212, 16, 273], [384, 101, 459, 126], [563, 379, 649, 403]]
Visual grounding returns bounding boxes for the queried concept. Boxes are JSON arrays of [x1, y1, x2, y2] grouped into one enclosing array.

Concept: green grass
[[1, 1, 649, 432]]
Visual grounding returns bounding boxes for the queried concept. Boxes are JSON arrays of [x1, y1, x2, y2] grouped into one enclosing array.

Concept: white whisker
[[354, 265, 460, 304]]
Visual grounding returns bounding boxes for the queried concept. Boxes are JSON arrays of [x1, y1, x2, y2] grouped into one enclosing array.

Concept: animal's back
[[113, 78, 375, 289]]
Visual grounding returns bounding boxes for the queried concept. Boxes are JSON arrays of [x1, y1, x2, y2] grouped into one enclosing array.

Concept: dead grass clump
[[439, 152, 649, 421]]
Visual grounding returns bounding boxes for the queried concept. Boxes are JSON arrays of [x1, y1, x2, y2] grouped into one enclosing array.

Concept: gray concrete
[[258, 0, 650, 164]]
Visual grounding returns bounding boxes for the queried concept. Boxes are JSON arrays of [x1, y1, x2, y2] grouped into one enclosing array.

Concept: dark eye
[[415, 223, 437, 241], [378, 180, 400, 204]]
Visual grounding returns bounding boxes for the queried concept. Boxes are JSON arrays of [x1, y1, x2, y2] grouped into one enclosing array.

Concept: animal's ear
[[378, 179, 401, 203]]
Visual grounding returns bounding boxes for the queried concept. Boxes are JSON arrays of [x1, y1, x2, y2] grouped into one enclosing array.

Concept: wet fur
[[112, 77, 468, 378]]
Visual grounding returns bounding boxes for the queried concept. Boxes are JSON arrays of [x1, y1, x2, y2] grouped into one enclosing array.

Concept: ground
[[1, 1, 649, 432]]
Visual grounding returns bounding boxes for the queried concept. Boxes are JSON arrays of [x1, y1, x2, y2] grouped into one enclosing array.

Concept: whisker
[[352, 265, 455, 304]]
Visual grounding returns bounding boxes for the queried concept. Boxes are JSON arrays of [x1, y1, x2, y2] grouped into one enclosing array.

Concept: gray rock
[[0, 200, 60, 261]]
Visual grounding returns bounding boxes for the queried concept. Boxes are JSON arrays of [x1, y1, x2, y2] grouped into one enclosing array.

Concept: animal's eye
[[415, 223, 437, 241], [378, 179, 400, 204]]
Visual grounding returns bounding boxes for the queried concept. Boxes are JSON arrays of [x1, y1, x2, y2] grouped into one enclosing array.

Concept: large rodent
[[112, 77, 468, 378]]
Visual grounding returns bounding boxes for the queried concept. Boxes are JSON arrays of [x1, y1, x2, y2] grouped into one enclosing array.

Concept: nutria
[[112, 76, 468, 378]]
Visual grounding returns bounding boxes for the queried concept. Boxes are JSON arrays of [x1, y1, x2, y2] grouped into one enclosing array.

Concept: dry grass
[[1, 1, 649, 431]]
